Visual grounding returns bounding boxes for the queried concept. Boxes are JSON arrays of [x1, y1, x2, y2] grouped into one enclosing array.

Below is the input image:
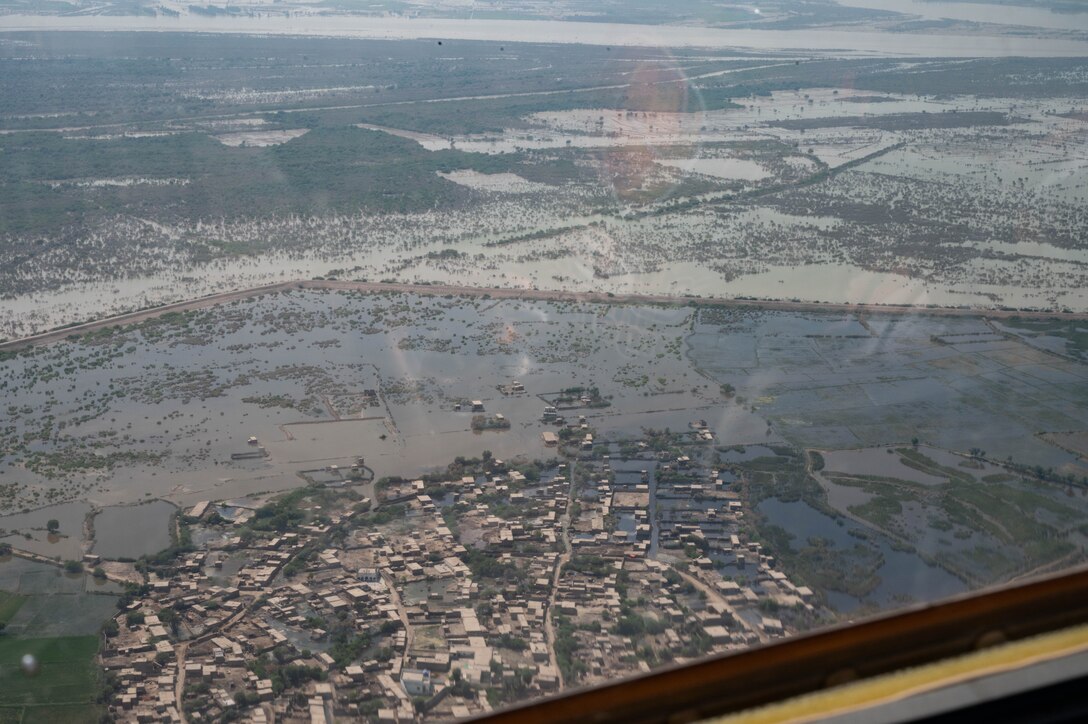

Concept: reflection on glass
[[0, 0, 1085, 720]]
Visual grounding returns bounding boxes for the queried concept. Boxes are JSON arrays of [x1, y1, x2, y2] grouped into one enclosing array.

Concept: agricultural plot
[[0, 590, 24, 624], [0, 558, 119, 637], [0, 635, 102, 722], [688, 307, 1088, 474]]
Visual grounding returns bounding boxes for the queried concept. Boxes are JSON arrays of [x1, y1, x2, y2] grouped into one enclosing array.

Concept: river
[[837, 0, 1088, 32], [0, 14, 1085, 57]]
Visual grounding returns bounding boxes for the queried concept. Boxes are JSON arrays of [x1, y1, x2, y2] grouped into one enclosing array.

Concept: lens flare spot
[[21, 654, 40, 677]]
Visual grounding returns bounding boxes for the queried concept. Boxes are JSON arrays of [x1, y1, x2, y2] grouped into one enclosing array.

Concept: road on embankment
[[2, 278, 1085, 353]]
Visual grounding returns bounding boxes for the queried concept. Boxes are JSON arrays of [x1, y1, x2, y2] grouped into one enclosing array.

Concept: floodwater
[[0, 556, 120, 636], [657, 158, 769, 181], [92, 500, 176, 560], [611, 458, 660, 553], [688, 307, 1086, 470], [820, 476, 874, 514], [2, 84, 1085, 339], [0, 291, 718, 508], [266, 617, 334, 653], [2, 291, 1084, 520], [437, 170, 550, 194], [837, 0, 1088, 32], [979, 241, 1088, 265], [822, 447, 947, 486], [0, 502, 90, 561], [214, 129, 310, 147], [723, 263, 1044, 310], [1, 14, 1085, 57], [758, 497, 966, 612]]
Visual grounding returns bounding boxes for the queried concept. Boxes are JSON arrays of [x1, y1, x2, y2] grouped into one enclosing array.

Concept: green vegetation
[[463, 549, 527, 585], [495, 633, 529, 651], [819, 446, 1084, 584], [897, 448, 972, 483], [20, 449, 167, 480], [0, 127, 541, 236], [471, 414, 512, 431], [565, 554, 614, 577], [1001, 317, 1088, 363], [0, 635, 102, 720], [241, 394, 300, 409], [613, 609, 667, 637], [553, 616, 586, 683], [0, 592, 25, 626], [739, 447, 827, 510], [849, 493, 907, 530], [355, 503, 407, 528]]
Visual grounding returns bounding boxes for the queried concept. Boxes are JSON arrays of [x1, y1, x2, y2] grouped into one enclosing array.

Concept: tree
[[159, 607, 180, 635], [46, 519, 59, 533], [63, 559, 82, 574]]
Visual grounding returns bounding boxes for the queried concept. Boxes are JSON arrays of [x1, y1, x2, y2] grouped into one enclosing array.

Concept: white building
[[401, 669, 433, 696]]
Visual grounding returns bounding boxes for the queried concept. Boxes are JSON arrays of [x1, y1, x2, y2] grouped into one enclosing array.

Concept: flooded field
[[214, 129, 310, 147], [822, 447, 948, 486], [0, 289, 1083, 601], [0, 556, 119, 636], [1, 39, 1086, 339], [2, 287, 1079, 513], [92, 500, 175, 560], [758, 498, 967, 611], [657, 158, 769, 181], [688, 307, 1088, 473], [0, 502, 90, 561], [436, 170, 550, 194], [0, 290, 709, 511]]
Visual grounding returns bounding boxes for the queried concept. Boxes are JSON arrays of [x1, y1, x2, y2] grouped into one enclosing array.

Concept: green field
[[0, 636, 103, 723], [0, 592, 25, 624]]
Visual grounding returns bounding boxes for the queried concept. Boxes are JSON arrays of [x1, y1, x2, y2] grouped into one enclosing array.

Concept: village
[[2, 287, 1081, 723], [96, 403, 820, 723]]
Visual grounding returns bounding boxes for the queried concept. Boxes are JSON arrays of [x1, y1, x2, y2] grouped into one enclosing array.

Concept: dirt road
[[174, 642, 190, 724], [385, 572, 415, 671], [2, 278, 1082, 354], [544, 461, 577, 689]]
